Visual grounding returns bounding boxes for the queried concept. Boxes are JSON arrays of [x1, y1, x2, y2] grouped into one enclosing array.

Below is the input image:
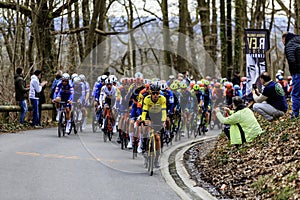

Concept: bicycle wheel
[[148, 138, 155, 176], [103, 117, 108, 142], [92, 113, 97, 133], [132, 137, 138, 159], [71, 111, 77, 134], [108, 130, 112, 141], [58, 112, 66, 137]]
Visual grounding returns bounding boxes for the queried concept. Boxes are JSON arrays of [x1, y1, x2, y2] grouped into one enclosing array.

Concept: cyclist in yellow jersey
[[141, 83, 166, 168]]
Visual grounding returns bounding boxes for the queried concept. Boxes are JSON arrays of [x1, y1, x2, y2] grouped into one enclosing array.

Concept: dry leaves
[[184, 115, 300, 199]]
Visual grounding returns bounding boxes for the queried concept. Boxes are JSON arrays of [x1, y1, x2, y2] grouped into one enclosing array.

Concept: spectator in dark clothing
[[282, 32, 300, 118], [50, 70, 62, 100], [232, 71, 241, 86], [14, 67, 30, 124], [252, 72, 287, 122], [38, 77, 47, 126]]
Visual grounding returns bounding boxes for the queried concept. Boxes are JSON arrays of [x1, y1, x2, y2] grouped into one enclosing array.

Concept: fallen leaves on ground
[[184, 114, 300, 199]]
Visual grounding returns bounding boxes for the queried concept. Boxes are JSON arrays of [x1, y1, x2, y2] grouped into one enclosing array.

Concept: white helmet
[[71, 73, 78, 80], [134, 72, 143, 79], [79, 74, 85, 81], [101, 74, 108, 82], [97, 76, 102, 83], [160, 82, 168, 91], [62, 73, 70, 80], [105, 77, 113, 84], [73, 76, 81, 84], [109, 75, 117, 83]]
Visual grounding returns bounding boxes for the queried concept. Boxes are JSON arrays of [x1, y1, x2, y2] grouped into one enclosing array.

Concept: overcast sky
[[107, 0, 291, 18]]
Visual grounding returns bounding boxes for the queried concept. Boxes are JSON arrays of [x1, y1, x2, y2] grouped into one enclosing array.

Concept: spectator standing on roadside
[[252, 72, 287, 122], [29, 70, 47, 128], [38, 76, 47, 126], [50, 70, 62, 100], [232, 70, 241, 86], [216, 96, 263, 145], [282, 32, 300, 118], [14, 67, 30, 125]]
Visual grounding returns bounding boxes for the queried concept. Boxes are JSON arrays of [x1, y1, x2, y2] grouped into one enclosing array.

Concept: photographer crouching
[[252, 72, 288, 122]]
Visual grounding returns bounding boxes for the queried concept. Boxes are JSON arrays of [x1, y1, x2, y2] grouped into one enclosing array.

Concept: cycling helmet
[[203, 80, 210, 86], [287, 76, 292, 81], [241, 77, 247, 82], [135, 72, 143, 79], [205, 76, 211, 80], [214, 83, 221, 88], [150, 83, 160, 92], [73, 76, 81, 84], [226, 82, 233, 89], [71, 73, 78, 80], [62, 73, 70, 80], [233, 85, 240, 90], [109, 75, 118, 83], [220, 78, 228, 84], [278, 75, 284, 81], [199, 82, 205, 87], [180, 82, 188, 89], [105, 77, 113, 85], [169, 75, 175, 79], [193, 85, 200, 91], [160, 83, 168, 91], [97, 76, 102, 83], [170, 83, 178, 91], [101, 74, 108, 82], [120, 77, 128, 84], [79, 74, 86, 81]]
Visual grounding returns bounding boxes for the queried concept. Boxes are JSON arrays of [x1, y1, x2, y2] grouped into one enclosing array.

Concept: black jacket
[[285, 33, 300, 75], [14, 74, 29, 101]]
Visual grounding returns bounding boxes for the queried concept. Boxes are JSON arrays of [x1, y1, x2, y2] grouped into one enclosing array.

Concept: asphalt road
[[0, 125, 220, 200]]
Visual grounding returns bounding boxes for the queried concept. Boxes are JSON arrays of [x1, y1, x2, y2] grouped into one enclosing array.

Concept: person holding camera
[[252, 72, 287, 122], [29, 70, 47, 128], [215, 96, 262, 145]]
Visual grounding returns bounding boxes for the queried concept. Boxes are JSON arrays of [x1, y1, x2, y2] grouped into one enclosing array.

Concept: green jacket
[[216, 107, 263, 145]]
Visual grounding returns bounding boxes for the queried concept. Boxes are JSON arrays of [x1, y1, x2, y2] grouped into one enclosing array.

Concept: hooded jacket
[[284, 33, 300, 75], [216, 106, 263, 145], [29, 74, 42, 99], [14, 74, 28, 101]]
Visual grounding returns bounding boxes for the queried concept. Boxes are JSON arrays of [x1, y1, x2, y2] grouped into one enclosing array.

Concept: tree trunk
[[211, 0, 217, 76], [234, 0, 243, 73], [82, 0, 90, 53], [226, 0, 233, 79], [220, 0, 227, 77], [177, 0, 189, 74], [161, 0, 172, 77], [74, 2, 84, 62]]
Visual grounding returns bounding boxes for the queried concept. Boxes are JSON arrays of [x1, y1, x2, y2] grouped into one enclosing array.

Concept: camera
[[252, 84, 257, 89]]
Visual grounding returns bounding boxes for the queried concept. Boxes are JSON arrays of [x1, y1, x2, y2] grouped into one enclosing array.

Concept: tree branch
[[276, 0, 296, 19], [51, 18, 156, 36], [51, 0, 78, 19], [0, 1, 31, 18]]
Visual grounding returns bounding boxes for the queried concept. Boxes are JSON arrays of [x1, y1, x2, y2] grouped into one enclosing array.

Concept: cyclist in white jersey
[[99, 77, 118, 128]]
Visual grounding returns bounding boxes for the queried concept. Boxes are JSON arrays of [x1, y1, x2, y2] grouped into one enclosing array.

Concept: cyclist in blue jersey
[[54, 73, 74, 134], [200, 80, 212, 132]]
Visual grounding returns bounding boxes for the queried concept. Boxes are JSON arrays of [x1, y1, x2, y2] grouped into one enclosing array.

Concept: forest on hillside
[[0, 0, 299, 106]]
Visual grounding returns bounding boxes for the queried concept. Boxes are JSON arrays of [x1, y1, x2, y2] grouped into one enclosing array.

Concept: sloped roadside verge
[[184, 116, 300, 199]]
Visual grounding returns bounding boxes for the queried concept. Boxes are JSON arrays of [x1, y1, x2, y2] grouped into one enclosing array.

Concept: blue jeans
[[19, 100, 28, 124], [291, 74, 300, 117], [30, 98, 39, 126]]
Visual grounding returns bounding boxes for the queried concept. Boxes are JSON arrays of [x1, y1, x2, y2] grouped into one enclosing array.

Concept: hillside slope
[[185, 115, 300, 199]]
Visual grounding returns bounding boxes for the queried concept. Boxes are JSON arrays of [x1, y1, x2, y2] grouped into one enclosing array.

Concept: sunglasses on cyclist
[[62, 80, 68, 83], [151, 91, 159, 95]]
